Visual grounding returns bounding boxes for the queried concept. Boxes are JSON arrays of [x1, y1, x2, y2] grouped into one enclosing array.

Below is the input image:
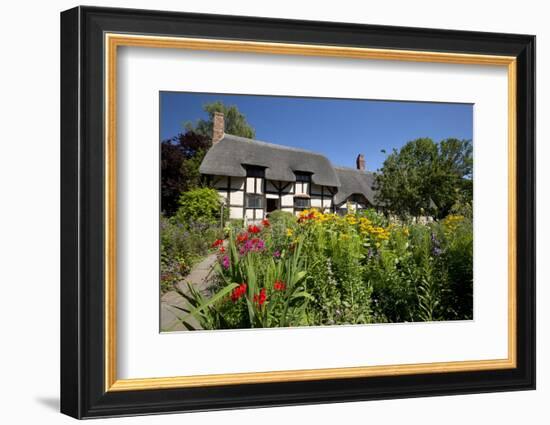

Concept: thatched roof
[[333, 167, 377, 206], [200, 134, 379, 205], [199, 134, 340, 187]]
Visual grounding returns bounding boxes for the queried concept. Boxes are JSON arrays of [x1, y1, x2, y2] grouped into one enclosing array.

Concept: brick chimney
[[212, 111, 225, 145], [356, 154, 366, 171]]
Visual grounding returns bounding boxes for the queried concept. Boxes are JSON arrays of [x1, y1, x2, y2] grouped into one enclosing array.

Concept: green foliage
[[160, 215, 223, 293], [161, 131, 210, 215], [179, 229, 311, 329], [440, 217, 473, 319], [224, 219, 244, 236], [374, 138, 473, 219], [170, 209, 473, 328], [268, 210, 296, 228], [185, 101, 256, 139], [161, 101, 256, 215], [175, 187, 223, 225]]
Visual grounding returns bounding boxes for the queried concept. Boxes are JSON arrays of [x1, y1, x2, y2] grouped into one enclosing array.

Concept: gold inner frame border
[[104, 33, 517, 392]]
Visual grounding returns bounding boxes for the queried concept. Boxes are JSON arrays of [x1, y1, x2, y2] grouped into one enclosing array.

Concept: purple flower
[[222, 255, 230, 269], [431, 232, 442, 256], [239, 238, 266, 255], [273, 250, 281, 258]]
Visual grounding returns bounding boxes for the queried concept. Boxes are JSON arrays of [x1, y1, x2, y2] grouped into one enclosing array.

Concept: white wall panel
[[230, 207, 243, 219]]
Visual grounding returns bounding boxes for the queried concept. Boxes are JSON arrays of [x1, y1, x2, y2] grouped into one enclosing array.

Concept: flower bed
[[177, 209, 473, 329]]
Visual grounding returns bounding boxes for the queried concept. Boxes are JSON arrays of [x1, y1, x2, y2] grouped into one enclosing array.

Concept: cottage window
[[294, 172, 311, 196], [295, 172, 311, 182], [246, 194, 264, 209], [294, 197, 310, 209], [246, 166, 265, 178]]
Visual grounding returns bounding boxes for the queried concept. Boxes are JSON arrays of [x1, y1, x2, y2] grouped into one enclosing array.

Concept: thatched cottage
[[199, 112, 377, 222]]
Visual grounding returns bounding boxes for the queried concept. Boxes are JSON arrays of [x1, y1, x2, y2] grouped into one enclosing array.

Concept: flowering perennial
[[236, 232, 249, 244], [211, 239, 224, 248], [442, 214, 465, 232], [253, 288, 267, 307], [230, 283, 247, 302], [239, 237, 266, 255], [221, 255, 230, 269], [248, 224, 261, 234], [273, 280, 286, 291], [180, 207, 472, 329]]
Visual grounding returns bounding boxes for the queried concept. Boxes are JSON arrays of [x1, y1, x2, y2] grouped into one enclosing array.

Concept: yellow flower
[[442, 214, 465, 232], [345, 214, 358, 225], [286, 228, 294, 237], [359, 220, 390, 242]]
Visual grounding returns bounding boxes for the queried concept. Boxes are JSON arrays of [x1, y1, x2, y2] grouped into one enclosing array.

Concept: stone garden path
[[160, 253, 218, 332]]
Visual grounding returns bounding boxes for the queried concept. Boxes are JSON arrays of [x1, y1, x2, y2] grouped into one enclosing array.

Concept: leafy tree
[[373, 138, 472, 219], [185, 101, 256, 139], [161, 131, 210, 215], [161, 101, 256, 215]]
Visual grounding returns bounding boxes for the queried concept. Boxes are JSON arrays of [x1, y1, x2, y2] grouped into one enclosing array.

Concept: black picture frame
[[61, 6, 535, 419]]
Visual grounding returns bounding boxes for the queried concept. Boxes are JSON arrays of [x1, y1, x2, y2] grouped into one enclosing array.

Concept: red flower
[[219, 246, 226, 253], [236, 233, 249, 244], [262, 219, 270, 227], [231, 283, 247, 302], [253, 288, 267, 307], [248, 224, 261, 234], [274, 280, 286, 291], [211, 239, 224, 248]]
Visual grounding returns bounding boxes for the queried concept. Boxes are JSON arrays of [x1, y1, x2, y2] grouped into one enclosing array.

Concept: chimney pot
[[212, 112, 225, 145], [356, 154, 366, 171]]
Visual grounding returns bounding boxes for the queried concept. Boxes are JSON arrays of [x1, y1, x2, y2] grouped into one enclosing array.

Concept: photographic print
[[160, 92, 474, 332]]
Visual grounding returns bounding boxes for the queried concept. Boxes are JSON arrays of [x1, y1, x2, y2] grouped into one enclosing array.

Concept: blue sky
[[160, 92, 473, 171]]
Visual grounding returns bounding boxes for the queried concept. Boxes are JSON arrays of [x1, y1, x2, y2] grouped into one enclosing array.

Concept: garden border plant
[[172, 207, 473, 329]]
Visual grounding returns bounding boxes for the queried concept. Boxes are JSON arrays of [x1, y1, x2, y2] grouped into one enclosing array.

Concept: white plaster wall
[[281, 194, 294, 207], [230, 190, 244, 205], [311, 197, 323, 208], [229, 207, 243, 219]]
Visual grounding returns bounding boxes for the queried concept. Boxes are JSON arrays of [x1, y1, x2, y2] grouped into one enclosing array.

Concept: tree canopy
[[184, 101, 256, 139], [161, 101, 256, 215], [373, 138, 472, 219]]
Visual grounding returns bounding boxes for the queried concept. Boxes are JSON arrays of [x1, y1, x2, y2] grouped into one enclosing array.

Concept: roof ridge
[[222, 133, 326, 157], [333, 165, 374, 174]]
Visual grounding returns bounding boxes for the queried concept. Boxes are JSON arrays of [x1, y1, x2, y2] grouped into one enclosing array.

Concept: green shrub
[[175, 187, 224, 225], [440, 217, 473, 319], [268, 210, 295, 226]]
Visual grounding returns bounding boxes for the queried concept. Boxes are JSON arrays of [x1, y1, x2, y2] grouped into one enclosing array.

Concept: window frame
[[246, 193, 264, 209]]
